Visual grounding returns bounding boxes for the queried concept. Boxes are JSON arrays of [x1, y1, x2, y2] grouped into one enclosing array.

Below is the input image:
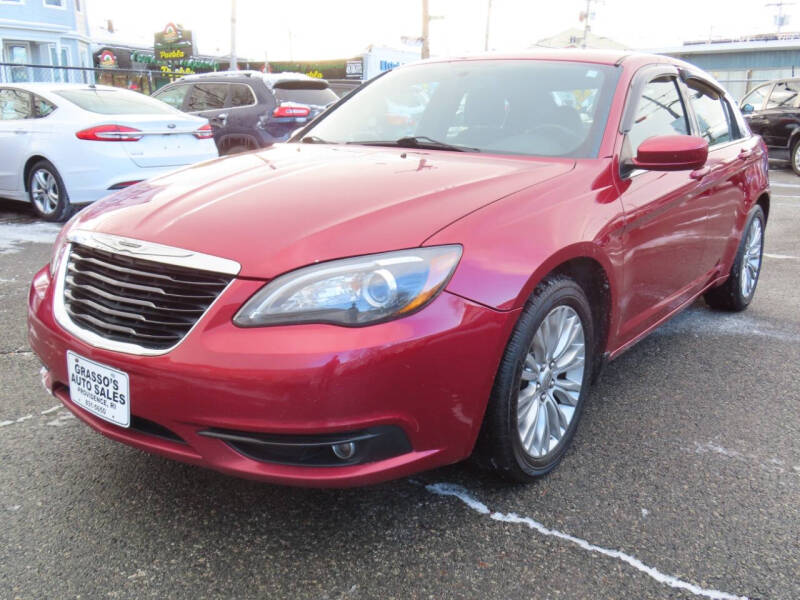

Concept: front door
[[616, 74, 711, 343]]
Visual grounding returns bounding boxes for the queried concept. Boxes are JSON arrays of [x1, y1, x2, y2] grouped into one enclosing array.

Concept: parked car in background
[[29, 52, 769, 487], [0, 83, 218, 222], [151, 71, 339, 155], [740, 78, 800, 173]]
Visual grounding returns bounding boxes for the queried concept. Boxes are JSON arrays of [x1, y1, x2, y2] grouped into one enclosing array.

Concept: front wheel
[[27, 160, 72, 222], [475, 275, 595, 481], [792, 140, 800, 176], [704, 206, 765, 312]]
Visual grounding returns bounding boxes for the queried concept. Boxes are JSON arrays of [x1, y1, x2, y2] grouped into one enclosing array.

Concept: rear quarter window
[[54, 88, 178, 115]]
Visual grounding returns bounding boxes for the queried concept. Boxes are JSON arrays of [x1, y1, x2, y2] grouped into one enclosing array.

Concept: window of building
[[687, 81, 731, 147], [628, 76, 689, 155], [43, 0, 65, 7]]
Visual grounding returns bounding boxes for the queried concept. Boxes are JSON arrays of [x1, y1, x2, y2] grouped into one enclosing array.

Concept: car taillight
[[273, 104, 311, 118], [194, 123, 214, 139], [76, 124, 143, 141]]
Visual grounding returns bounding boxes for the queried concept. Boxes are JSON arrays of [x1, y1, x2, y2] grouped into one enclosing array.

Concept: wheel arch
[[217, 133, 260, 155], [23, 155, 52, 192], [756, 191, 770, 224]]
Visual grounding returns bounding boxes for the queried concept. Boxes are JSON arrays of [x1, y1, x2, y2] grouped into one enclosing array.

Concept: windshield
[[53, 88, 181, 115], [302, 60, 619, 158]]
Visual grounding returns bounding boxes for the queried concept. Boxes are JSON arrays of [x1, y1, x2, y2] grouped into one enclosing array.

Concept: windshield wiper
[[301, 135, 331, 144], [347, 136, 479, 152]]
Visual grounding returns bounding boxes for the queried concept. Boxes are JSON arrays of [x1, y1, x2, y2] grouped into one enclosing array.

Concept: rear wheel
[[27, 160, 72, 222], [476, 276, 594, 481], [704, 206, 765, 312]]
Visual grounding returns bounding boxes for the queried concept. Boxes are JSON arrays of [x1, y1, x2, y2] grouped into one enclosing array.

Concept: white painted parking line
[[770, 181, 800, 188], [426, 483, 749, 600], [764, 253, 800, 260]]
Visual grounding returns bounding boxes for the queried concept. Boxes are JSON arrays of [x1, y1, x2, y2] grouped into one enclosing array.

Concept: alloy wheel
[[31, 168, 60, 216], [517, 305, 586, 459], [740, 217, 763, 298]]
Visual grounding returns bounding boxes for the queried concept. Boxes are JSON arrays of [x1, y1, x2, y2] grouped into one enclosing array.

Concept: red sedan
[[28, 51, 769, 487]]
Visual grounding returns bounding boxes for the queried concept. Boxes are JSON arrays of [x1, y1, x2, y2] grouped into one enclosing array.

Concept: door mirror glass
[[632, 134, 708, 172], [741, 103, 754, 114]]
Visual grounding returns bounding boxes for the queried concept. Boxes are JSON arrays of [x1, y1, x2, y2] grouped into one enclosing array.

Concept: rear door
[[152, 83, 192, 112], [615, 71, 712, 342], [683, 78, 757, 273], [0, 88, 34, 192]]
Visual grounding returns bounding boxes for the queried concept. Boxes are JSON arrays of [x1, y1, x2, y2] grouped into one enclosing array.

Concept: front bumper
[[29, 266, 516, 487]]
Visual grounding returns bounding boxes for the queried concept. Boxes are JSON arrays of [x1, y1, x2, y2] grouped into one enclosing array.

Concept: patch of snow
[[0, 222, 61, 255]]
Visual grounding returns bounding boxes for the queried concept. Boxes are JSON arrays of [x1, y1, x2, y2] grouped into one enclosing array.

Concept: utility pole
[[230, 0, 237, 70], [422, 0, 431, 59], [580, 0, 593, 49], [484, 0, 493, 51], [421, 0, 444, 59], [766, 1, 795, 33]]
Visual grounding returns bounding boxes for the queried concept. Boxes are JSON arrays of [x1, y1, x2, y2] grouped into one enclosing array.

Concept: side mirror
[[632, 135, 708, 172], [741, 103, 754, 114]]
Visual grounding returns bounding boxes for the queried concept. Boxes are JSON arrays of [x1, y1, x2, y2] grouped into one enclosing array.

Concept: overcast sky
[[91, 0, 799, 60]]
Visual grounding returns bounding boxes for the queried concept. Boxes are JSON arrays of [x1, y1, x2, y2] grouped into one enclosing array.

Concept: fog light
[[331, 442, 356, 460]]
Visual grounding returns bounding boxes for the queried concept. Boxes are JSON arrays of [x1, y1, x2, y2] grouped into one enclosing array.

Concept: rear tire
[[27, 160, 72, 222], [475, 275, 595, 482], [704, 206, 765, 312]]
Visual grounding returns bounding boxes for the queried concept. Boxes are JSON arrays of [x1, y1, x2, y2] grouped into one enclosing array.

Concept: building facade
[[0, 0, 91, 82], [662, 34, 800, 101]]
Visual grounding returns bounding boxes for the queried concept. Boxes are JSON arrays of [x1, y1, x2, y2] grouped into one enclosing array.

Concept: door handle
[[690, 166, 711, 180], [738, 148, 753, 160]]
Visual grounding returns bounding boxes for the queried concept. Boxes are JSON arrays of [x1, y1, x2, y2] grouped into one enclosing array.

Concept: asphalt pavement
[[1, 169, 798, 600]]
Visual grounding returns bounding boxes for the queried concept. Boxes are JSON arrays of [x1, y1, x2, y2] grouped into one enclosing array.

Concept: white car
[[0, 83, 218, 221]]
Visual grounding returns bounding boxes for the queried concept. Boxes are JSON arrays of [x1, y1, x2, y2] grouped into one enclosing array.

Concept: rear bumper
[[29, 266, 517, 487]]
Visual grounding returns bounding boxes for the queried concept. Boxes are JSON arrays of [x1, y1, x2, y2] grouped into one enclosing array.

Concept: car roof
[[0, 82, 121, 92], [174, 70, 330, 88]]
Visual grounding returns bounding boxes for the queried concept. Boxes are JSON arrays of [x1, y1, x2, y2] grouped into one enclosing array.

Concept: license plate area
[[67, 351, 130, 428]]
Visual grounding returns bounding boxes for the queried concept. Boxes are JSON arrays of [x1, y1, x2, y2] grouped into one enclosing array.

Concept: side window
[[741, 84, 770, 111], [765, 80, 800, 109], [229, 84, 255, 107], [34, 95, 56, 118], [0, 89, 33, 120], [721, 98, 744, 140], [186, 83, 227, 112], [154, 84, 190, 110], [687, 82, 731, 147], [628, 77, 689, 155]]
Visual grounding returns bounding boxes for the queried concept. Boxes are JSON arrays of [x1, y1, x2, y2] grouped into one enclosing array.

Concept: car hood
[[72, 144, 574, 278]]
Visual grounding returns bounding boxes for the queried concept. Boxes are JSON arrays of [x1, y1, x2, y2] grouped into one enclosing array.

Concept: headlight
[[233, 245, 462, 327]]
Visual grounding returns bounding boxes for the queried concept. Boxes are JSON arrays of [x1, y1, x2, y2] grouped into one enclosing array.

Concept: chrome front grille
[[62, 243, 233, 351]]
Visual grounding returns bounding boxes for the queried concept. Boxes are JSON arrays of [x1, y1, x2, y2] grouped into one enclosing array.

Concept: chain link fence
[[0, 63, 197, 95]]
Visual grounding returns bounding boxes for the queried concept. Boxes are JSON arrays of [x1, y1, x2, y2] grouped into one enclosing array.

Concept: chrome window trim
[[53, 232, 240, 356]]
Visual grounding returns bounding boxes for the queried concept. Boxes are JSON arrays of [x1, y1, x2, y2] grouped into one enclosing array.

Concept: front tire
[[27, 160, 72, 222], [704, 206, 765, 312], [476, 275, 595, 482]]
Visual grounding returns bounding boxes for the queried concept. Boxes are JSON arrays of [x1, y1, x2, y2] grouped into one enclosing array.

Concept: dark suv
[[740, 78, 800, 173], [152, 71, 339, 155]]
